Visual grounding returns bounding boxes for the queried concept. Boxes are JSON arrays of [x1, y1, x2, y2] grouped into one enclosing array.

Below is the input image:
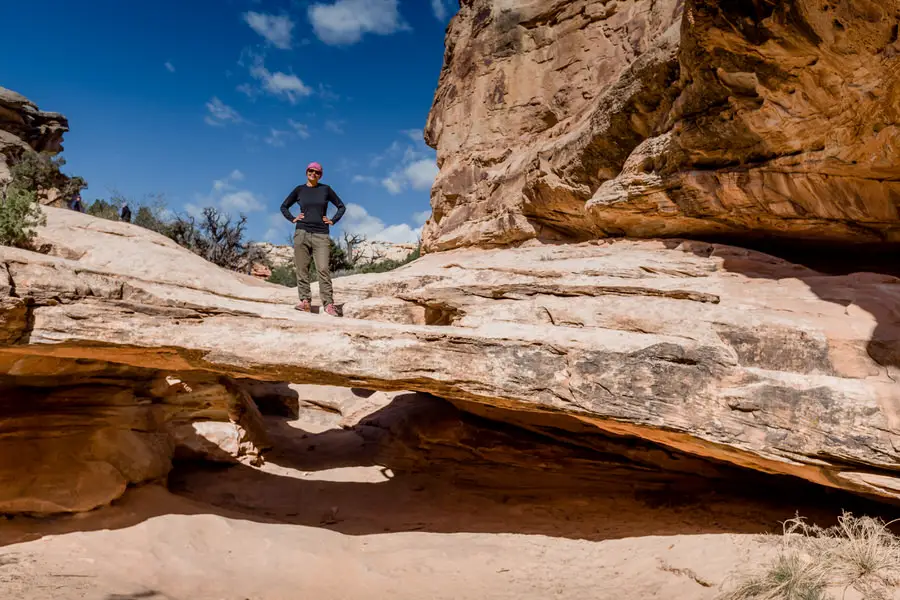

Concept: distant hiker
[[280, 161, 346, 317], [120, 204, 132, 223], [69, 192, 84, 212]]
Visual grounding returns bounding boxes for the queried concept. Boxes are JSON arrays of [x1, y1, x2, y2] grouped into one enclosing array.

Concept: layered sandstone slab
[[2, 209, 898, 511], [422, 0, 900, 251]]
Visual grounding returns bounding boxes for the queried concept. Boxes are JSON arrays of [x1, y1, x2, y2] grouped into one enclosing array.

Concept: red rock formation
[[422, 0, 900, 251]]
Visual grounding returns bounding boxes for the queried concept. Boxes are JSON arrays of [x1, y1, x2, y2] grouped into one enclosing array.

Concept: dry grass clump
[[720, 512, 900, 600]]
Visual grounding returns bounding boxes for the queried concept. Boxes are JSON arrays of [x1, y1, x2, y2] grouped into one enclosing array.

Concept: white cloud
[[381, 175, 404, 195], [324, 119, 345, 134], [246, 57, 312, 104], [356, 132, 439, 195], [318, 84, 341, 103], [251, 66, 312, 104], [404, 159, 439, 191], [288, 119, 311, 139], [432, 0, 457, 21], [380, 159, 438, 195], [338, 202, 421, 243], [412, 210, 431, 226], [204, 97, 242, 127], [236, 83, 258, 99], [335, 157, 358, 173], [213, 170, 245, 192], [221, 190, 264, 213], [370, 140, 403, 168], [431, 0, 447, 20], [377, 223, 422, 244], [164, 61, 176, 73], [308, 0, 409, 46], [402, 145, 425, 164], [263, 212, 291, 243], [184, 203, 204, 218], [265, 128, 290, 147], [400, 128, 422, 142], [192, 170, 265, 217], [243, 12, 294, 49]]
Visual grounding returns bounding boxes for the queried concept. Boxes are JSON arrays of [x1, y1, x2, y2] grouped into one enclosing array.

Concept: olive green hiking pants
[[293, 229, 333, 306]]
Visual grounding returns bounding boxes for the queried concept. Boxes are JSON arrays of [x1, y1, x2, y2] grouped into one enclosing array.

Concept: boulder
[[0, 352, 271, 513], [422, 0, 900, 251], [0, 86, 69, 182], [1, 208, 897, 512]]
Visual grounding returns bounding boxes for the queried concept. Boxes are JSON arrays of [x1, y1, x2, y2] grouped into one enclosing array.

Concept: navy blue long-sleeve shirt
[[280, 183, 346, 234]]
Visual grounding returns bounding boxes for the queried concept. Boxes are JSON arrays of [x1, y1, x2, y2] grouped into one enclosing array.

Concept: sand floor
[[1, 406, 887, 600]]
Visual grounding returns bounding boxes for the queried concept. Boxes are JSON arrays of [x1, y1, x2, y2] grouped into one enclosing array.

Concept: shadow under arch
[[4, 391, 896, 552]]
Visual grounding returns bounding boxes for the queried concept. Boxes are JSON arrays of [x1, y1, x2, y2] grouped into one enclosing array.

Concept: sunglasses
[[307, 170, 322, 176]]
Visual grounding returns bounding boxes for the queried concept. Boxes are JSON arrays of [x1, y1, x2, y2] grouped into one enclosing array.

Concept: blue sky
[[1, 0, 456, 244]]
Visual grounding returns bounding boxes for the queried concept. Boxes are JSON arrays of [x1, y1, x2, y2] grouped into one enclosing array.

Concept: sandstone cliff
[[0, 86, 69, 182], [1, 208, 898, 513], [423, 0, 900, 251]]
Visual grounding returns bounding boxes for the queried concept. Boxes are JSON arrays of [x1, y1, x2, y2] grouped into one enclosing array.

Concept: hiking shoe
[[294, 299, 311, 312], [323, 303, 339, 317]]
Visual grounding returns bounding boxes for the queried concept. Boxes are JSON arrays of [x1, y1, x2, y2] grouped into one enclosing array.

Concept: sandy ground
[[0, 404, 886, 600], [0, 485, 772, 600]]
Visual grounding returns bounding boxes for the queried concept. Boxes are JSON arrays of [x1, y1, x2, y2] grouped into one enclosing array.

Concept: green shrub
[[268, 262, 297, 287], [0, 150, 77, 249], [0, 186, 46, 248], [9, 152, 86, 203], [329, 237, 352, 272], [266, 260, 322, 286], [133, 205, 171, 236], [86, 198, 120, 221]]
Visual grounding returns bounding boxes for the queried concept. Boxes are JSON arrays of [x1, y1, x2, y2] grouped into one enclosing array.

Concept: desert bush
[[264, 255, 328, 287], [86, 198, 120, 220], [0, 151, 80, 248], [268, 262, 297, 287], [168, 207, 261, 271], [9, 152, 86, 202], [0, 186, 46, 248], [720, 512, 900, 600], [329, 237, 352, 272]]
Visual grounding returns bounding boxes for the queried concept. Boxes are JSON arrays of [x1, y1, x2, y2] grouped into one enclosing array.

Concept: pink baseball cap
[[307, 162, 323, 173]]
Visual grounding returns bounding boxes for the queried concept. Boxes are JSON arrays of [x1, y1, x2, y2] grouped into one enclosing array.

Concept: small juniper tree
[[9, 152, 85, 204], [86, 198, 120, 220], [0, 185, 45, 248], [268, 262, 297, 287], [0, 151, 80, 248]]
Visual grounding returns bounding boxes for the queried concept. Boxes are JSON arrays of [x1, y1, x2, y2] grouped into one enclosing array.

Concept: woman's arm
[[280, 187, 302, 222], [327, 186, 346, 224]]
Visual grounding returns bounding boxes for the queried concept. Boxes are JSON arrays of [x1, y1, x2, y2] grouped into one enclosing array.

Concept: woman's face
[[307, 169, 322, 184]]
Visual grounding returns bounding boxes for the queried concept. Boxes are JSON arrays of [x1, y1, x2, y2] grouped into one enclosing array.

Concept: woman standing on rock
[[280, 161, 346, 316]]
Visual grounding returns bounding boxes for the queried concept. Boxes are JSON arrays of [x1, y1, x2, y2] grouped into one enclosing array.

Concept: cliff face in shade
[[422, 0, 900, 252]]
